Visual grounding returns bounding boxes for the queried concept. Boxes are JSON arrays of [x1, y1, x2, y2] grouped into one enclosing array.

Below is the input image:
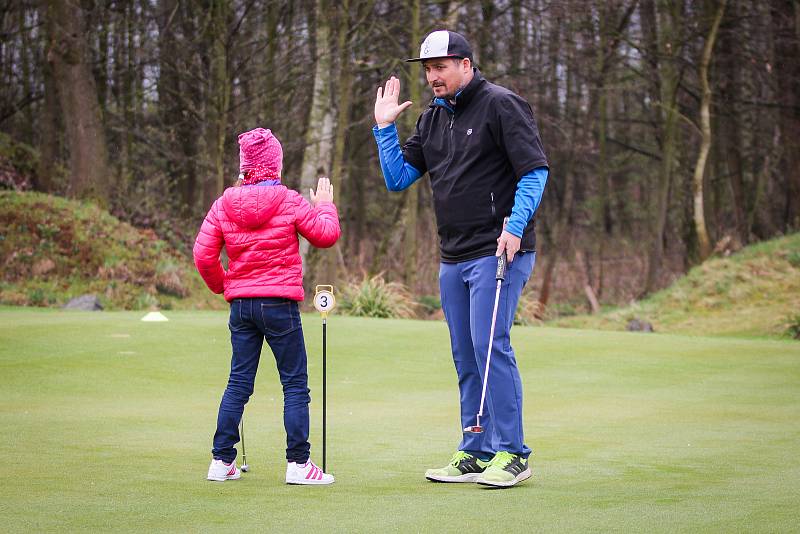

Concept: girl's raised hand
[[310, 177, 333, 206]]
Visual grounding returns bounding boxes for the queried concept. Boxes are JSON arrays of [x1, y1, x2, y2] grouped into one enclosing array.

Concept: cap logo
[[408, 30, 471, 63], [466, 128, 473, 135], [421, 30, 450, 58]]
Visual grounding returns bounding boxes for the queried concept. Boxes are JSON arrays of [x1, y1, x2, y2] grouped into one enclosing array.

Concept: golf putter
[[240, 415, 249, 472], [464, 218, 509, 434]]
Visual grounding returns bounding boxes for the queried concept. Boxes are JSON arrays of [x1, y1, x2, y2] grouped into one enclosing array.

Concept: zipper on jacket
[[448, 111, 455, 164], [491, 192, 496, 218], [449, 94, 456, 130]]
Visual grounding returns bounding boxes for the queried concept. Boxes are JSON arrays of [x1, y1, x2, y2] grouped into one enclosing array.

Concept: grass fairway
[[1, 307, 798, 532]]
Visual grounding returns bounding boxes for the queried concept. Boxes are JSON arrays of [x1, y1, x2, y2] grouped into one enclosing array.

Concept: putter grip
[[496, 251, 507, 280], [496, 216, 509, 280]]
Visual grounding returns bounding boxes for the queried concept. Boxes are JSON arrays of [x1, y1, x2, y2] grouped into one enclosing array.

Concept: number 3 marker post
[[313, 285, 335, 472]]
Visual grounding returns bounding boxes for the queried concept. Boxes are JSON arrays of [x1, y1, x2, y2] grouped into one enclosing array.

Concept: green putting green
[[1, 307, 798, 532]]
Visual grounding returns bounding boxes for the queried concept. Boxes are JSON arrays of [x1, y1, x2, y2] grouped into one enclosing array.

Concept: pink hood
[[221, 184, 286, 229], [193, 185, 341, 302]]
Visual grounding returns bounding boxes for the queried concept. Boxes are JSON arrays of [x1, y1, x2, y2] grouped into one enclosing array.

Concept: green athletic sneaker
[[476, 451, 532, 487], [425, 451, 491, 483]]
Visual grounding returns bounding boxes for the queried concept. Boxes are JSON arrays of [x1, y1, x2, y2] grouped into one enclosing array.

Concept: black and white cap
[[406, 30, 473, 62]]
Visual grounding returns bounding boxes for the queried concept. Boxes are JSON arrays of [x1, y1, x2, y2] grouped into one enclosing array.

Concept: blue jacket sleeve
[[372, 123, 422, 192], [506, 166, 549, 238]]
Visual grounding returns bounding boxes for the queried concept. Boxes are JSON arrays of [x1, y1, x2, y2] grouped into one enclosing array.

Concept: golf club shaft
[[240, 414, 246, 465], [322, 318, 327, 473], [475, 234, 509, 427], [477, 278, 503, 420]]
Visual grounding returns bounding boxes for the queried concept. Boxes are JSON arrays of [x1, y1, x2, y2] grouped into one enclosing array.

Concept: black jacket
[[402, 69, 548, 262]]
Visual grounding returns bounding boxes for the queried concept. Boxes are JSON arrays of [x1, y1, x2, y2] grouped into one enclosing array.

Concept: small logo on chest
[[466, 128, 473, 136]]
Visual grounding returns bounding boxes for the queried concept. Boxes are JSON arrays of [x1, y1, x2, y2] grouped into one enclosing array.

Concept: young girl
[[193, 127, 340, 485]]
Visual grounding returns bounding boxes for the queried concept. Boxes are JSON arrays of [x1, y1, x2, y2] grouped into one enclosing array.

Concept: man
[[372, 30, 549, 488]]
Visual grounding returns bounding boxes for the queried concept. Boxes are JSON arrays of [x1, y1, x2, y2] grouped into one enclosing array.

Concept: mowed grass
[[1, 307, 799, 533]]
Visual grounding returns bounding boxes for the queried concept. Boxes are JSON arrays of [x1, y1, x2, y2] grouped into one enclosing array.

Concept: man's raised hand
[[375, 76, 413, 128]]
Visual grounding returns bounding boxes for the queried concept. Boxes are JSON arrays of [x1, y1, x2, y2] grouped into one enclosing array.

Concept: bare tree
[[299, 0, 335, 260], [691, 0, 726, 260], [641, 0, 685, 295], [202, 0, 234, 210], [771, 0, 800, 231], [45, 0, 110, 205]]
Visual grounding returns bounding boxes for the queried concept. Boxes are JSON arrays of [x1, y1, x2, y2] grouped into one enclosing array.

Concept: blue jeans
[[439, 252, 535, 459], [212, 297, 311, 464]]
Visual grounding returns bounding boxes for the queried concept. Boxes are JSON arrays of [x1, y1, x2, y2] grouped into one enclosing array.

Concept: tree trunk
[[324, 0, 359, 284], [36, 0, 59, 193], [46, 0, 110, 205], [590, 1, 636, 297], [716, 1, 748, 244], [122, 2, 136, 178], [536, 5, 577, 317], [592, 5, 609, 298], [537, 165, 576, 316], [692, 0, 726, 260], [203, 0, 232, 211], [299, 0, 335, 260], [771, 0, 800, 230], [17, 5, 34, 144], [263, 4, 280, 124], [478, 0, 497, 70], [156, 0, 193, 214], [576, 250, 601, 314], [642, 0, 683, 295], [402, 0, 422, 290], [509, 0, 523, 76]]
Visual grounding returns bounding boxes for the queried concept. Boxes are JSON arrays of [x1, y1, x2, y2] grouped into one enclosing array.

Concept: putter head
[[241, 464, 249, 472], [463, 425, 483, 434]]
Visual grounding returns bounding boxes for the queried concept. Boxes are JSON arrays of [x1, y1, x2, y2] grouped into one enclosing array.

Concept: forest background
[[1, 0, 798, 318]]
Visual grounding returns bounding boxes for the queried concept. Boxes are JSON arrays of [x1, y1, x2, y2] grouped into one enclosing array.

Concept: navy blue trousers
[[212, 297, 311, 464], [439, 252, 535, 459]]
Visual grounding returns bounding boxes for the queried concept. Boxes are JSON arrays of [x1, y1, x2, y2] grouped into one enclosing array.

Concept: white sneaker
[[207, 459, 241, 481], [285, 460, 334, 485]]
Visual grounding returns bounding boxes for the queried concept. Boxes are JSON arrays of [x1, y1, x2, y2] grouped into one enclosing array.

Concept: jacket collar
[[430, 68, 484, 111], [455, 68, 484, 107]]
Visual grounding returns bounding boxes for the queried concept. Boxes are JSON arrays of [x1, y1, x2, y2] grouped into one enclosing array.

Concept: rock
[[63, 294, 103, 311], [626, 318, 654, 332]]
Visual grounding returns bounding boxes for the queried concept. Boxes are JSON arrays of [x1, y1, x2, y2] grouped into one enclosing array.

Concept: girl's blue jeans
[[212, 297, 311, 464]]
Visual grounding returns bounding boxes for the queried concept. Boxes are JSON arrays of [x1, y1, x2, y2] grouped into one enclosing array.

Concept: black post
[[322, 318, 327, 472]]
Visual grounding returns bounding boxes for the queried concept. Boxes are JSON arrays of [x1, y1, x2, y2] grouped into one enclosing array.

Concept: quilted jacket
[[193, 184, 340, 302]]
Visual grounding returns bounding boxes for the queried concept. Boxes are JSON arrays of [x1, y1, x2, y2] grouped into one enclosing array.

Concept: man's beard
[[432, 84, 456, 101]]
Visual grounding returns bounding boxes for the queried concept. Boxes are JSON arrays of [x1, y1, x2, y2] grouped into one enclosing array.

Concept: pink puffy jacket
[[193, 184, 340, 302]]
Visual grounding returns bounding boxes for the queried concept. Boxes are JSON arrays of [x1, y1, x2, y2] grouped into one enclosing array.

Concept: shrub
[[339, 274, 417, 319], [546, 301, 580, 318], [785, 314, 800, 340], [135, 291, 159, 310], [417, 294, 441, 315], [787, 250, 800, 268], [155, 260, 189, 297], [514, 296, 544, 326]]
